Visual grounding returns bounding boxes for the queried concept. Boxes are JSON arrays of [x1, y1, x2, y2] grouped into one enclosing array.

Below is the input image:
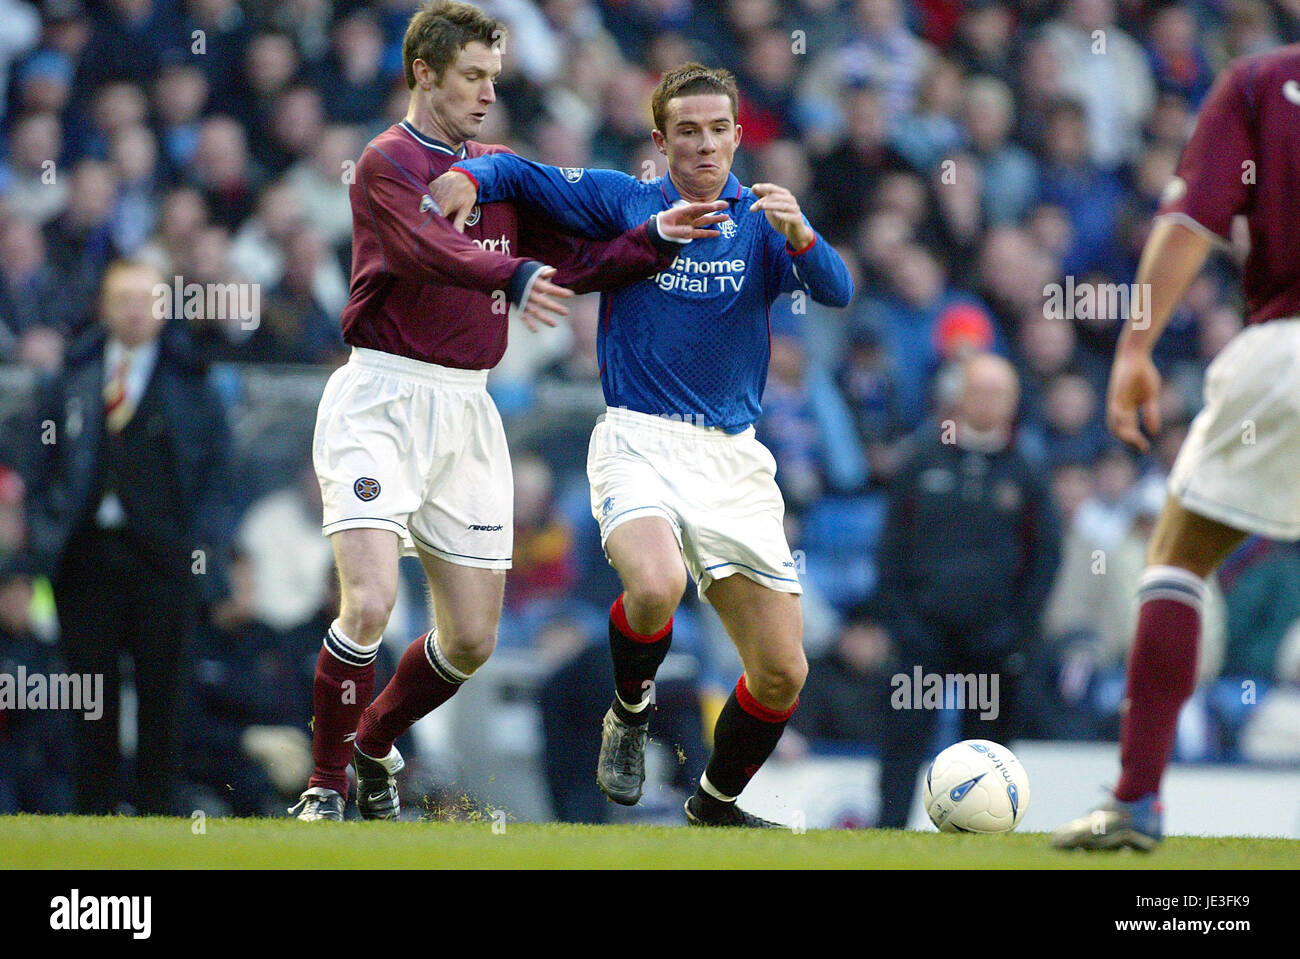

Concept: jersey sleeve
[[765, 221, 855, 307], [453, 153, 639, 239], [1158, 60, 1255, 239], [518, 216, 678, 294], [356, 145, 537, 292]]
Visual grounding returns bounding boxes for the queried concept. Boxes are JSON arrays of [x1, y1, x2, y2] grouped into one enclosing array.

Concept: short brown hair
[[650, 63, 739, 133], [403, 1, 505, 90]]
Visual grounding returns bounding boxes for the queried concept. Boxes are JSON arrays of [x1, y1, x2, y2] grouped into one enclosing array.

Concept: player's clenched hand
[[429, 169, 480, 232], [1106, 348, 1163, 454], [518, 265, 574, 333], [657, 200, 730, 240], [750, 182, 815, 249]]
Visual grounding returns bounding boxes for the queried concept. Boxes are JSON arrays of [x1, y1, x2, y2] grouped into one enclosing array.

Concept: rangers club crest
[[719, 218, 737, 238], [560, 167, 584, 182], [464, 204, 481, 226], [354, 477, 381, 501]]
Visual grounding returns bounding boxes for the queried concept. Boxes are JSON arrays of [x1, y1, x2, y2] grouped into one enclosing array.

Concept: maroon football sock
[[308, 622, 378, 796], [355, 630, 465, 759], [1114, 567, 1204, 803]]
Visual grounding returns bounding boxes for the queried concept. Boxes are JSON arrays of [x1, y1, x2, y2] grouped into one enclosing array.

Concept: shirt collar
[[399, 121, 468, 159], [660, 171, 742, 207]]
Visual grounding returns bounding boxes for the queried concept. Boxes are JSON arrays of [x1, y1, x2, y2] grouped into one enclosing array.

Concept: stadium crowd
[[3, 0, 1300, 820]]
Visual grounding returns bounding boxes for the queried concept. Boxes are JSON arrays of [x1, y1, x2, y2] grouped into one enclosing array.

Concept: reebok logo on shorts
[[467, 523, 504, 531], [354, 477, 381, 501]]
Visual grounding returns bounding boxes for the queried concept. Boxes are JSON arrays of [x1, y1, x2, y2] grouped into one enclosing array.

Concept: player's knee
[[439, 619, 498, 673], [749, 653, 807, 710], [623, 568, 686, 626], [339, 590, 395, 645]]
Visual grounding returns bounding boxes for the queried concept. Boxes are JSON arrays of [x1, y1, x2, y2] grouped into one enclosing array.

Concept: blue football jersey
[[453, 154, 854, 431]]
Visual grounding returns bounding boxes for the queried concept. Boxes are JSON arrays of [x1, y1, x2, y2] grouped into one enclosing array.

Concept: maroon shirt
[[342, 121, 674, 368], [1160, 44, 1300, 325]]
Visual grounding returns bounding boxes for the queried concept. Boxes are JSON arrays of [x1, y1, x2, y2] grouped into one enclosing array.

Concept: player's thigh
[[407, 388, 513, 569], [604, 516, 689, 602], [330, 527, 402, 643], [417, 548, 505, 667], [313, 357, 429, 546], [1147, 495, 1246, 578], [706, 574, 806, 700]]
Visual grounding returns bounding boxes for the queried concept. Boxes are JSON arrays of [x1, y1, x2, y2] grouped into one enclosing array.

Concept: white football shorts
[[314, 347, 512, 568], [1168, 317, 1300, 539], [587, 406, 802, 601]]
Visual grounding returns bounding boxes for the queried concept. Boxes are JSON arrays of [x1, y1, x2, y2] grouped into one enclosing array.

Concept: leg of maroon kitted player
[[308, 621, 377, 796], [1114, 566, 1205, 802], [355, 629, 465, 758]]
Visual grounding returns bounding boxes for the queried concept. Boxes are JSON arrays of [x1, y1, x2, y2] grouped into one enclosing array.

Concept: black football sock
[[608, 593, 672, 726], [696, 674, 797, 803]]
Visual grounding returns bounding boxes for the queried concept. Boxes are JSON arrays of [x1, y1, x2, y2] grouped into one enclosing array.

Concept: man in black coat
[[874, 353, 1061, 828], [22, 259, 232, 814]]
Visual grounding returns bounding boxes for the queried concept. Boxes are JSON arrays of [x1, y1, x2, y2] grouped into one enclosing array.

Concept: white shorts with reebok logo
[[313, 347, 512, 568], [587, 406, 802, 602]]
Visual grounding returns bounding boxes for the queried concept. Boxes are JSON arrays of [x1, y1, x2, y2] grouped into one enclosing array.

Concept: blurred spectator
[[314, 10, 391, 125], [188, 115, 259, 230], [810, 84, 910, 243], [1042, 0, 1155, 170], [890, 56, 964, 173], [2, 112, 68, 225], [152, 61, 209, 177], [1146, 4, 1214, 106], [0, 216, 78, 354], [182, 551, 310, 816], [790, 606, 893, 744], [21, 259, 232, 814], [0, 557, 72, 813], [874, 353, 1060, 827], [284, 123, 361, 250], [834, 324, 905, 488], [758, 334, 826, 511], [506, 453, 577, 613], [962, 75, 1039, 226], [257, 225, 348, 363], [235, 460, 333, 633], [1037, 98, 1125, 277], [0, 0, 41, 125]]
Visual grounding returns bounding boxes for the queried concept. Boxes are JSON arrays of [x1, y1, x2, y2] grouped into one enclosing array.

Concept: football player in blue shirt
[[433, 63, 853, 826]]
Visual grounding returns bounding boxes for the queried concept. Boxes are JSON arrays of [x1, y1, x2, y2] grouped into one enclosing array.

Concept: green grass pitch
[[1, 815, 1296, 868]]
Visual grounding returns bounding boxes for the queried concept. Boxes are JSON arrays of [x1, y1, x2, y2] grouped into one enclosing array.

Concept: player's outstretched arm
[[437, 152, 640, 239], [518, 200, 728, 295], [754, 182, 854, 308], [1107, 217, 1213, 453], [359, 148, 566, 320]]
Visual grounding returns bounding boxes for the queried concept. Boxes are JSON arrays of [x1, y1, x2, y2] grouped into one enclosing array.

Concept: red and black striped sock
[[355, 629, 466, 759], [696, 674, 797, 808], [1115, 566, 1204, 803], [608, 593, 672, 726], [307, 621, 377, 796]]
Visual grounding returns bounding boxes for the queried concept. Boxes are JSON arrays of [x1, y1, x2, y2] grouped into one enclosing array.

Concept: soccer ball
[[922, 739, 1030, 833]]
